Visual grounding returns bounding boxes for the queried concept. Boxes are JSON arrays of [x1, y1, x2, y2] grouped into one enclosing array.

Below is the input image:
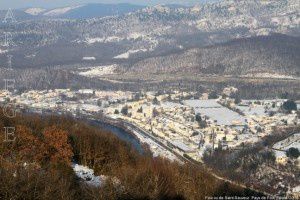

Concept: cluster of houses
[[1, 87, 299, 198], [1, 88, 299, 165], [0, 89, 132, 115], [105, 90, 299, 163]]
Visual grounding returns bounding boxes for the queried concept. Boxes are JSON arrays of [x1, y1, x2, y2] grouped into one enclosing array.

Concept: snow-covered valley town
[[1, 86, 299, 197], [0, 0, 300, 199]]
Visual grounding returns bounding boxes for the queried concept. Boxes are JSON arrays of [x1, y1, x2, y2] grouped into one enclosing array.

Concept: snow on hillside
[[86, 36, 123, 44], [114, 49, 148, 59], [0, 49, 8, 54], [73, 163, 123, 189], [84, 33, 158, 48], [128, 32, 144, 40], [86, 37, 105, 44], [273, 133, 300, 159], [44, 5, 83, 16], [242, 73, 296, 79], [72, 164, 106, 187], [82, 57, 96, 61], [79, 65, 117, 77], [25, 8, 46, 15], [81, 104, 102, 113], [273, 133, 300, 151], [236, 104, 266, 116]]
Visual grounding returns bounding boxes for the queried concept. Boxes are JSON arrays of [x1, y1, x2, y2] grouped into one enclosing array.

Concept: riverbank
[[90, 119, 145, 154], [21, 110, 271, 198], [87, 115, 181, 162], [89, 115, 273, 198], [27, 110, 274, 197]]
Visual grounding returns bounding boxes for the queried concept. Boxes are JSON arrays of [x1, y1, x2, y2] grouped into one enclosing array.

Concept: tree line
[[0, 110, 262, 200]]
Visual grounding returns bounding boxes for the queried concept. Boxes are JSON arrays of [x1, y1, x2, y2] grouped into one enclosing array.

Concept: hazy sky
[[1, 0, 218, 9]]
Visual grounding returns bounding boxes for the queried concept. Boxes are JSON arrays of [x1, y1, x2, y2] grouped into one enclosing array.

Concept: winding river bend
[[90, 120, 144, 154], [91, 118, 268, 197]]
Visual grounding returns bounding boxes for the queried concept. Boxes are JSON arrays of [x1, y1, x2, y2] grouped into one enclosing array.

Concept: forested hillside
[[128, 34, 300, 77], [0, 111, 261, 200]]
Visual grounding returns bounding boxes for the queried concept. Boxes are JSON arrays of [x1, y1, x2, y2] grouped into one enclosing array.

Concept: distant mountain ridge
[[23, 3, 146, 19], [0, 0, 299, 80], [126, 34, 300, 77]]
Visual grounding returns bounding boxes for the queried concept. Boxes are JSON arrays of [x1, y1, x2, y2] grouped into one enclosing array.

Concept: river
[[90, 120, 144, 154]]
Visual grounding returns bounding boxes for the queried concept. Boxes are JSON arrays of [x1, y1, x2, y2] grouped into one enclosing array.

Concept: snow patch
[[242, 73, 295, 79], [86, 36, 123, 44], [273, 133, 300, 160], [292, 185, 300, 193], [79, 65, 117, 77], [82, 57, 96, 61], [25, 8, 46, 15], [72, 164, 106, 187], [0, 49, 8, 54], [44, 5, 83, 16], [251, 28, 271, 36], [273, 133, 300, 151], [86, 37, 105, 44], [114, 49, 147, 59], [191, 5, 201, 13], [128, 32, 144, 40]]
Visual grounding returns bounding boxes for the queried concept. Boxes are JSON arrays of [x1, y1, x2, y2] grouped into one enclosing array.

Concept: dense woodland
[[128, 35, 300, 76], [0, 110, 261, 200]]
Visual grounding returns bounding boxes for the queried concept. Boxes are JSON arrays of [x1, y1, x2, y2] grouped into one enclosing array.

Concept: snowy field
[[161, 102, 183, 109], [184, 99, 221, 108], [82, 32, 158, 50], [82, 56, 96, 61], [233, 134, 260, 147], [85, 36, 123, 44], [25, 8, 46, 15], [237, 105, 266, 116], [241, 73, 295, 79], [273, 133, 300, 151], [273, 133, 300, 159], [238, 99, 287, 116], [44, 5, 83, 16], [0, 48, 8, 54], [184, 100, 246, 126], [80, 104, 102, 112], [78, 65, 117, 77], [114, 49, 148, 59]]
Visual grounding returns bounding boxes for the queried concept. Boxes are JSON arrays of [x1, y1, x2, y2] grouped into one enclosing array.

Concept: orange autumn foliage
[[42, 126, 73, 165], [2, 125, 74, 166], [15, 125, 45, 164]]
